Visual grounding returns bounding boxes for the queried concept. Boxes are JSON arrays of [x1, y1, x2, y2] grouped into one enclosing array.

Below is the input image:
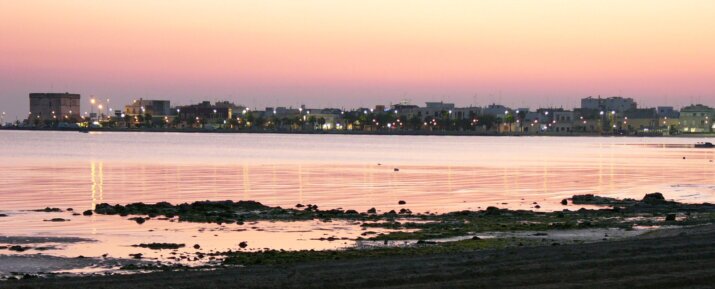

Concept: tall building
[[581, 96, 637, 113], [29, 93, 80, 120]]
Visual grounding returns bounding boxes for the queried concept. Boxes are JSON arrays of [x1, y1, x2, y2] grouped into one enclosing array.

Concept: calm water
[[1, 130, 715, 267]]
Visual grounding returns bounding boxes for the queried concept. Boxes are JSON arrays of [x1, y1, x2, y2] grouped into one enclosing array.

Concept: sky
[[1, 0, 714, 121]]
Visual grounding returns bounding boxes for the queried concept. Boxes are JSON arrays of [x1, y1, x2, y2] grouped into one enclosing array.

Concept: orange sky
[[1, 0, 714, 119]]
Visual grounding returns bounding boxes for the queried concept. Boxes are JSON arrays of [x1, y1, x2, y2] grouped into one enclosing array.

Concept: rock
[[130, 253, 143, 259], [345, 209, 358, 214], [471, 236, 481, 240], [367, 208, 377, 214], [44, 218, 69, 222], [0, 214, 7, 217], [133, 243, 185, 250], [295, 204, 305, 208], [485, 206, 501, 215], [82, 210, 93, 216], [398, 200, 406, 205], [665, 213, 676, 221], [642, 193, 666, 204], [239, 241, 248, 249], [67, 208, 74, 211], [399, 208, 412, 214], [193, 244, 201, 249], [561, 199, 568, 205], [393, 168, 399, 172], [9, 245, 30, 252], [34, 207, 62, 212], [534, 205, 541, 209], [130, 217, 146, 224]]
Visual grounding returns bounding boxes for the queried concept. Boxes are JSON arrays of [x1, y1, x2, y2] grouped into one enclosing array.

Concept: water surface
[[1, 131, 714, 268]]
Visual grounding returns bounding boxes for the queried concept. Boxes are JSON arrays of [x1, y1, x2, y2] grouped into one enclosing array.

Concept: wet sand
[[4, 224, 715, 289]]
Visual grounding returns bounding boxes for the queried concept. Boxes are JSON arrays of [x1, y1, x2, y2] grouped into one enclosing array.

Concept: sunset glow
[[1, 0, 714, 119]]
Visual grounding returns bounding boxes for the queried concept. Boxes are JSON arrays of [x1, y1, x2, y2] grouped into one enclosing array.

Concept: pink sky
[[1, 0, 714, 120]]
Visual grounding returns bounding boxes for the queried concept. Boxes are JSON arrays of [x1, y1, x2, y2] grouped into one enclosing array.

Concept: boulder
[[643, 193, 666, 204]]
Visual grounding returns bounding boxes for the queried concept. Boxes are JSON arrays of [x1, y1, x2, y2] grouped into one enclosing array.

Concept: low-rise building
[[680, 104, 715, 133], [176, 101, 234, 126], [581, 96, 637, 113], [125, 99, 171, 116]]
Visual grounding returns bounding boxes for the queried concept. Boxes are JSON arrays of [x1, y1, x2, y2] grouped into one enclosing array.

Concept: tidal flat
[[3, 192, 715, 282]]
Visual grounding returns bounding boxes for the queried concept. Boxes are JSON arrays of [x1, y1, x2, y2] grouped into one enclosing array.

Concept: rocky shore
[[3, 224, 715, 289], [2, 193, 715, 288]]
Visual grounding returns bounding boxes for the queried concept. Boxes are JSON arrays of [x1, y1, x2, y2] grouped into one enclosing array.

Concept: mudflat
[[4, 224, 715, 289]]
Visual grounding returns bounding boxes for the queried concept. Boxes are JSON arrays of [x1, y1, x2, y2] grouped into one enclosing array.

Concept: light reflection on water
[[1, 130, 715, 265]]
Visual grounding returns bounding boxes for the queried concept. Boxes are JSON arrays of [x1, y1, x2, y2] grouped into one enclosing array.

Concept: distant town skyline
[[2, 0, 715, 120]]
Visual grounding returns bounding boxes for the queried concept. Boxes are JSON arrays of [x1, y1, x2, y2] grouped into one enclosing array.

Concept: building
[[680, 104, 715, 133], [124, 99, 171, 116], [657, 106, 680, 119], [482, 104, 511, 118], [623, 108, 658, 132], [176, 101, 233, 125], [29, 92, 81, 121], [581, 96, 637, 113], [551, 111, 575, 133]]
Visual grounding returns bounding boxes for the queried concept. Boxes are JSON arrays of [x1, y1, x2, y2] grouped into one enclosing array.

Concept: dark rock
[[0, 214, 7, 217], [82, 210, 93, 216], [393, 168, 399, 172], [130, 217, 146, 224], [398, 200, 406, 205], [239, 241, 248, 249], [643, 193, 666, 204], [534, 205, 541, 209], [130, 253, 143, 259], [345, 209, 358, 214], [193, 244, 201, 249], [9, 245, 30, 252], [561, 199, 568, 205], [295, 204, 305, 208], [367, 208, 377, 214], [44, 218, 69, 222], [485, 206, 501, 215], [471, 236, 481, 240], [35, 207, 62, 212], [67, 208, 74, 211], [665, 213, 676, 221], [133, 243, 185, 250]]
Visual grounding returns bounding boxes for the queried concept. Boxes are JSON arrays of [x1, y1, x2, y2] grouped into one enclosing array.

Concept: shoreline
[[2, 127, 714, 137], [2, 193, 715, 286], [4, 224, 715, 288]]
